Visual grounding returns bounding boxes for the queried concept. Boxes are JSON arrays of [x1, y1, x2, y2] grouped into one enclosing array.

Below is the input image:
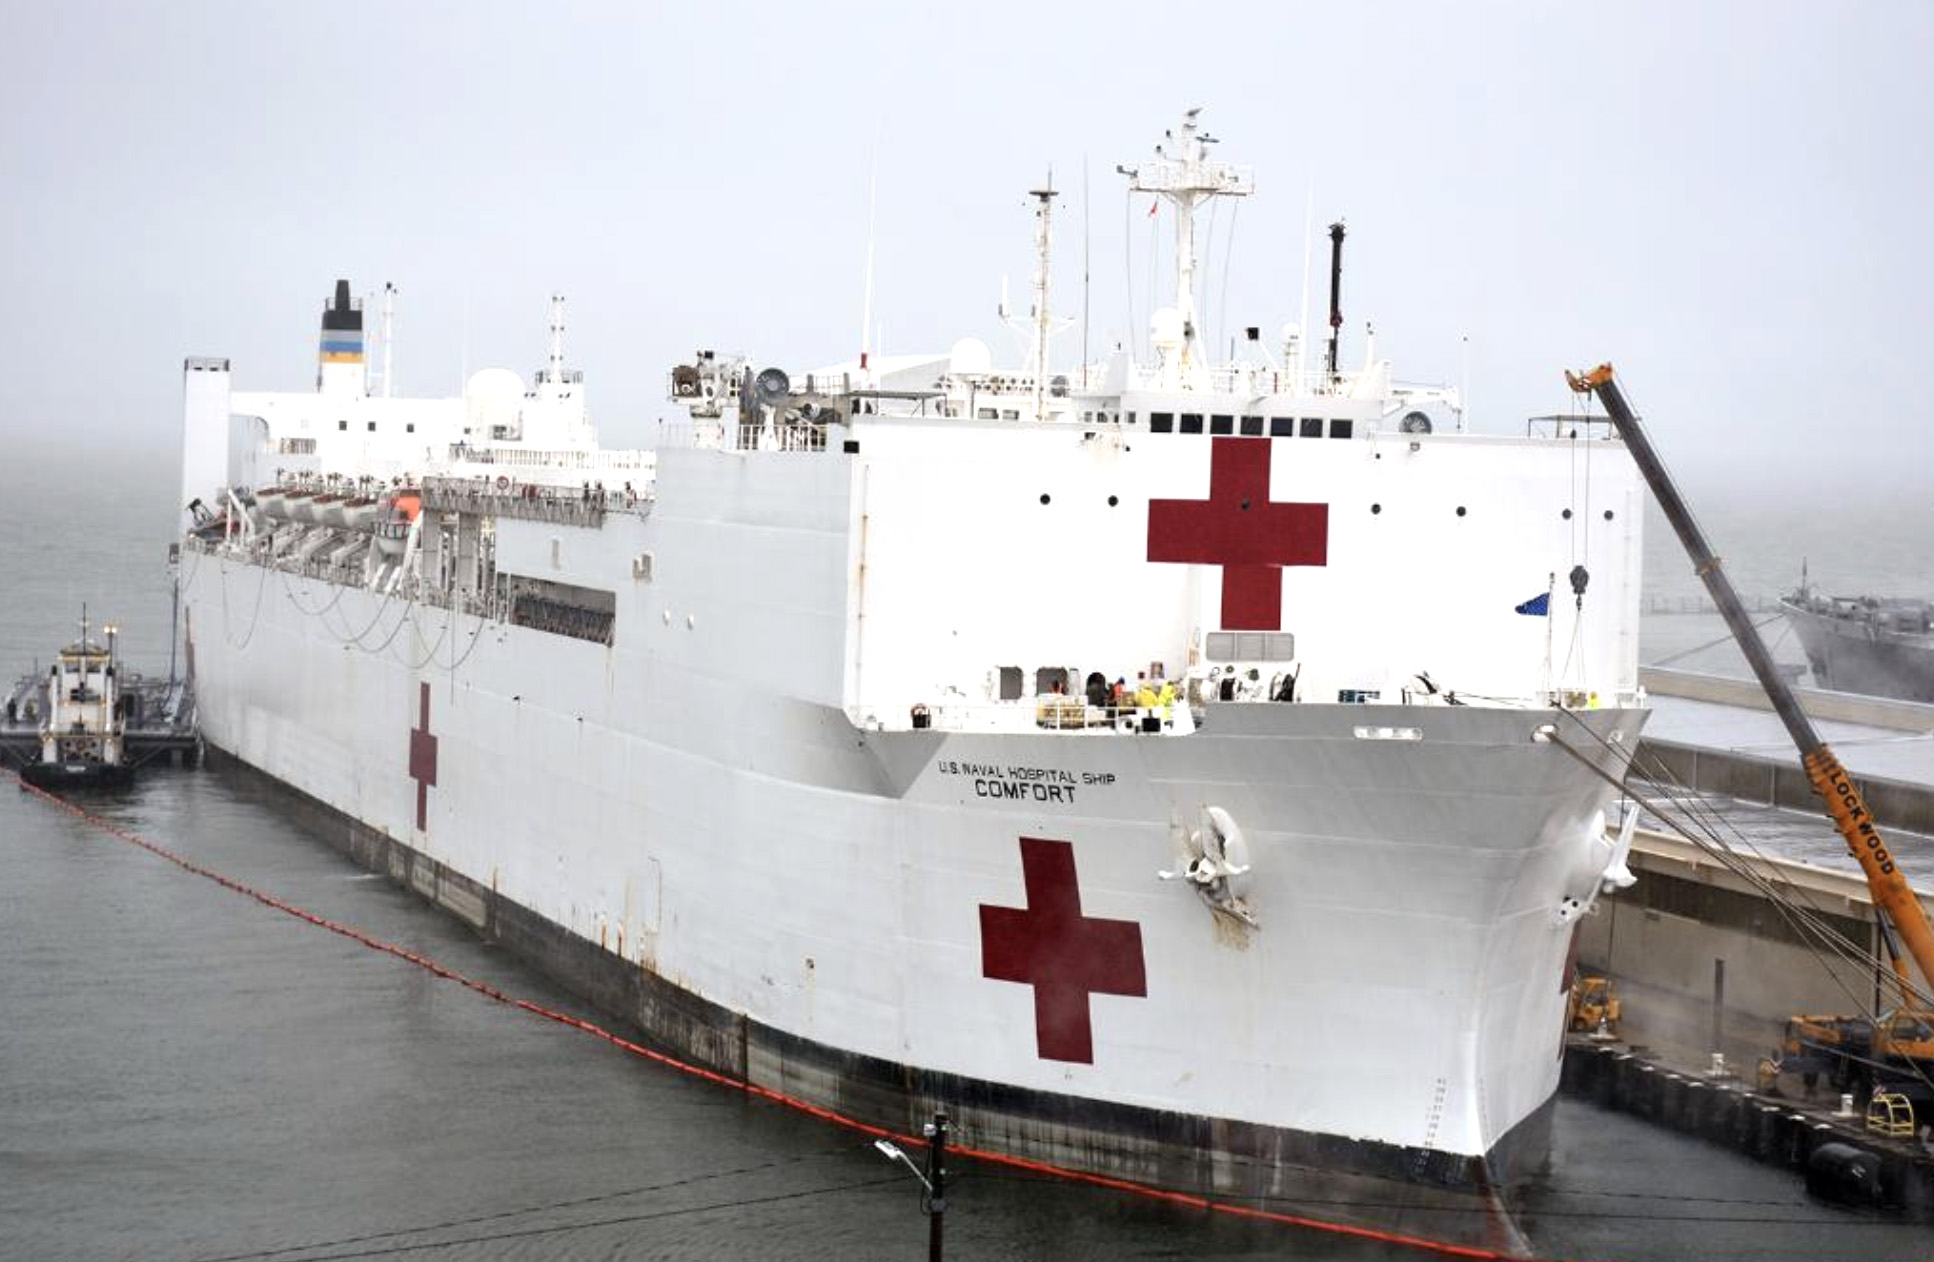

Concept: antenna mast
[[859, 163, 878, 384], [380, 283, 397, 398], [546, 293, 567, 383], [1081, 159, 1091, 388], [1120, 108, 1252, 385], [1029, 174, 1059, 421]]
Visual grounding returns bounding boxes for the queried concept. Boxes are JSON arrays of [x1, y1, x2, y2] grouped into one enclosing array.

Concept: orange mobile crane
[[1567, 364, 1934, 1105]]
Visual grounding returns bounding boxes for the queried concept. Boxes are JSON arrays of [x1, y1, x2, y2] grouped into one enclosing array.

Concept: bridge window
[[998, 667, 1024, 701], [1179, 413, 1204, 434], [1330, 419, 1354, 439], [1241, 415, 1265, 436], [1209, 414, 1234, 435], [1149, 412, 1174, 433], [1270, 417, 1294, 437], [367, 421, 377, 432], [1206, 631, 1297, 661], [1299, 418, 1322, 438], [1034, 666, 1070, 695]]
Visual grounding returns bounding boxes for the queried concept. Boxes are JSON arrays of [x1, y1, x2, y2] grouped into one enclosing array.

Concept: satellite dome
[[1150, 307, 1185, 350], [465, 368, 525, 427], [465, 367, 525, 402], [949, 337, 992, 376]]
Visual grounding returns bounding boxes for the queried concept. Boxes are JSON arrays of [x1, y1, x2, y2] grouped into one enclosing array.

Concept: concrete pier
[[1561, 1039, 1933, 1217]]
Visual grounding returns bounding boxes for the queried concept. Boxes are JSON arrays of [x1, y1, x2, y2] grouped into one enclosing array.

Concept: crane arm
[[1566, 363, 1934, 1008]]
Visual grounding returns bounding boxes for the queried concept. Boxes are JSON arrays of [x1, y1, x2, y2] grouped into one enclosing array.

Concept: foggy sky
[[5, 0, 1932, 499]]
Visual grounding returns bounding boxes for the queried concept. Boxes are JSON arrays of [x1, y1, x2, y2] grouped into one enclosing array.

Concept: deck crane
[[1566, 363, 1934, 1101]]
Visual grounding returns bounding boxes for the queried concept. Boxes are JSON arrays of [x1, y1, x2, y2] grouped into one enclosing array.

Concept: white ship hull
[[180, 545, 1638, 1227]]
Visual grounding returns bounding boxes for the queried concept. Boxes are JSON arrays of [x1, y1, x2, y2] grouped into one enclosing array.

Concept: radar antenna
[[1118, 108, 1253, 388]]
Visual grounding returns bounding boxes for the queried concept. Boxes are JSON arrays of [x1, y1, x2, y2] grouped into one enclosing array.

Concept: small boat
[[1779, 577, 1934, 703], [19, 609, 136, 790]]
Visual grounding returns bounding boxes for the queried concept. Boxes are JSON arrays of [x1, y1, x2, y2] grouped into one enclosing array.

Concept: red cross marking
[[408, 682, 438, 831], [1146, 436, 1329, 631], [980, 836, 1147, 1064]]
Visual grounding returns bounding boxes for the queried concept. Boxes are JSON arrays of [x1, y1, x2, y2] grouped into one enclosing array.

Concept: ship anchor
[[1160, 806, 1258, 927]]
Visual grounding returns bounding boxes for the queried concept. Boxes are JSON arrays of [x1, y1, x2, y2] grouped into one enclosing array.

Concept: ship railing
[[446, 445, 655, 472], [734, 420, 828, 452], [1525, 415, 1618, 440], [1642, 593, 1780, 615], [885, 699, 1186, 735], [420, 475, 652, 525], [884, 687, 1651, 733]]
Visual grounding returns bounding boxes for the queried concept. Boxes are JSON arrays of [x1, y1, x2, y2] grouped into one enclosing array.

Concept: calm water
[[3, 442, 1929, 1261]]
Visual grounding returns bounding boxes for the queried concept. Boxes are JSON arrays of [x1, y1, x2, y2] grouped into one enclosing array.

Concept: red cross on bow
[[1146, 436, 1328, 631], [408, 682, 438, 831], [980, 837, 1148, 1064]]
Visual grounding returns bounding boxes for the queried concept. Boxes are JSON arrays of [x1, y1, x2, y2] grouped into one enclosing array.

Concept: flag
[[1515, 592, 1551, 617], [1148, 201, 1159, 218]]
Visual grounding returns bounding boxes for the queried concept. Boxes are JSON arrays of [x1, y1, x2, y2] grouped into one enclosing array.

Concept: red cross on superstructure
[[408, 682, 438, 831], [1147, 437, 1329, 631], [980, 837, 1148, 1064]]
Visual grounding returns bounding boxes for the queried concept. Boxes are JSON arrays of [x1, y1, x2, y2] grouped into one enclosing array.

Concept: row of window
[[942, 406, 1356, 436], [1149, 412, 1353, 438], [336, 420, 418, 433]]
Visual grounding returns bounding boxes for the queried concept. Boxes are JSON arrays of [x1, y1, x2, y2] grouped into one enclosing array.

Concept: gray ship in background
[[1780, 576, 1934, 703]]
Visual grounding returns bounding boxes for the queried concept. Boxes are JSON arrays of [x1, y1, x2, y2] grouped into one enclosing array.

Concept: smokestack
[[317, 278, 367, 396]]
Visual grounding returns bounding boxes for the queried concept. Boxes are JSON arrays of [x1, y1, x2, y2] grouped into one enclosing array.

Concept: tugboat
[[18, 609, 135, 789]]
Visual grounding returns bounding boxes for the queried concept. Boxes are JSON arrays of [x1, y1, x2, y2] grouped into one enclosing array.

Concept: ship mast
[[1120, 108, 1253, 388], [1028, 175, 1058, 421], [546, 294, 567, 384], [381, 282, 397, 399]]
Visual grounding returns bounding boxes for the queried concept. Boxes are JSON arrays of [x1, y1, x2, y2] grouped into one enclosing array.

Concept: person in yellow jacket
[[1135, 677, 1159, 711], [1156, 678, 1176, 721]]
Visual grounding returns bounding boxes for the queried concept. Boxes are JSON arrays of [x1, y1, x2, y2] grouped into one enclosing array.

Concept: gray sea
[[3, 438, 1930, 1261]]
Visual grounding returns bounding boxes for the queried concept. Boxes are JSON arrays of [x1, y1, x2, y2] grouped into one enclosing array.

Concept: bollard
[[1836, 1093, 1857, 1118]]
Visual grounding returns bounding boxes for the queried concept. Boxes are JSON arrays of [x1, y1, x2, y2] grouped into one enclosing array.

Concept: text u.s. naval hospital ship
[[175, 113, 1647, 1241]]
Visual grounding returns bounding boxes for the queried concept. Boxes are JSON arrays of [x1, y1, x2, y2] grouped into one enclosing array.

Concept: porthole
[[1603, 509, 1615, 521], [1562, 508, 1574, 520], [1371, 503, 1382, 515], [1455, 506, 1467, 518], [1039, 493, 1051, 505], [1107, 495, 1119, 507]]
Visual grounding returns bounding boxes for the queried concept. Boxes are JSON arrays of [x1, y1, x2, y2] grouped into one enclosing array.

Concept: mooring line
[[11, 769, 1584, 1262]]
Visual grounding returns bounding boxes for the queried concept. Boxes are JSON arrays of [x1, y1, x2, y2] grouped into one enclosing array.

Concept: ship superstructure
[[174, 113, 1648, 1240]]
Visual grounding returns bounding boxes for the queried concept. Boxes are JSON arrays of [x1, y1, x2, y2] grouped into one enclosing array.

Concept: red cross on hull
[[980, 837, 1148, 1064], [1147, 437, 1328, 631], [408, 682, 438, 831]]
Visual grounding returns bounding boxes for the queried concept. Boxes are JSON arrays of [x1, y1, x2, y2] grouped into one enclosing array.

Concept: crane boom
[[1566, 363, 1934, 1006]]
